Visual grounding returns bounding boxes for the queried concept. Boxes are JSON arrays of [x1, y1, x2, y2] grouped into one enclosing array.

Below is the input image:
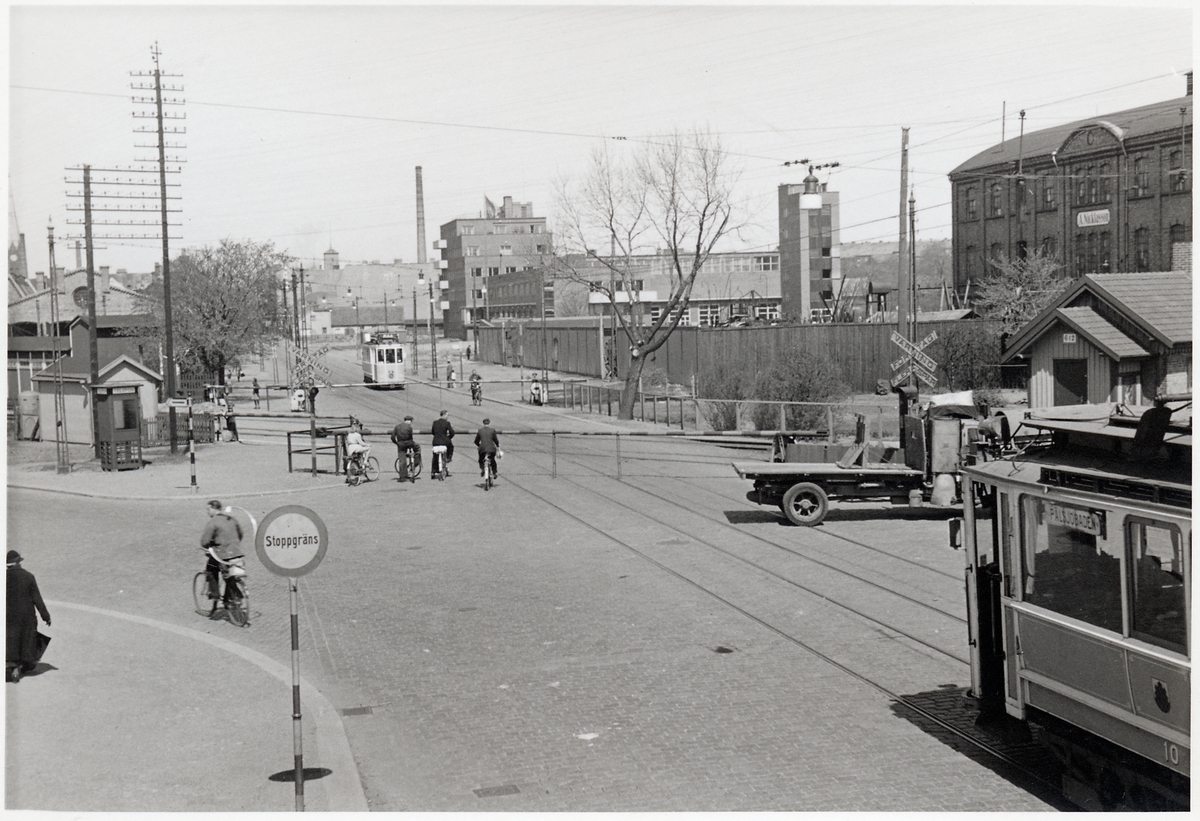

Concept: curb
[[6, 480, 347, 502], [47, 600, 370, 812]]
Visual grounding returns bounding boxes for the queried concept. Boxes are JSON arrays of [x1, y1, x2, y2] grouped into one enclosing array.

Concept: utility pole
[[896, 128, 911, 349], [291, 267, 302, 347], [82, 166, 101, 457], [411, 285, 419, 373], [47, 219, 70, 474], [427, 279, 438, 379], [909, 188, 918, 343], [131, 42, 186, 450]]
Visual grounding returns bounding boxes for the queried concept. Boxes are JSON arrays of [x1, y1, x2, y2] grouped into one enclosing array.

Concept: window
[[1021, 497, 1121, 633], [1040, 236, 1056, 259], [500, 244, 512, 254], [988, 183, 1003, 217], [1074, 234, 1087, 275], [1134, 227, 1151, 271], [989, 243, 1003, 263], [1098, 231, 1111, 271], [1169, 223, 1191, 268], [473, 289, 484, 300], [1127, 518, 1186, 653], [1099, 164, 1112, 202], [697, 304, 720, 326], [1075, 166, 1088, 205], [965, 186, 978, 220], [730, 256, 752, 272], [1087, 165, 1098, 204], [505, 266, 517, 274], [1039, 174, 1055, 210], [1169, 150, 1188, 193], [754, 255, 779, 271], [1133, 156, 1149, 197], [963, 245, 976, 280], [458, 225, 476, 236], [753, 304, 780, 320], [536, 244, 547, 253], [471, 267, 483, 277], [464, 246, 480, 257], [112, 397, 137, 431]]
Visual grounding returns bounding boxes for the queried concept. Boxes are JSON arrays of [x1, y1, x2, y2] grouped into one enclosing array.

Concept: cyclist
[[475, 418, 500, 480], [469, 370, 482, 404], [431, 409, 455, 478], [344, 420, 371, 481], [200, 499, 244, 618], [391, 414, 421, 478]]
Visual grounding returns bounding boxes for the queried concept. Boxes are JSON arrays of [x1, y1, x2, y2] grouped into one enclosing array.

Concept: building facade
[[778, 177, 842, 322], [949, 79, 1192, 293], [439, 196, 552, 339]]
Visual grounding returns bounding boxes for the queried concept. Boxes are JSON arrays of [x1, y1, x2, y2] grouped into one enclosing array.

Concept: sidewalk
[[5, 601, 364, 812]]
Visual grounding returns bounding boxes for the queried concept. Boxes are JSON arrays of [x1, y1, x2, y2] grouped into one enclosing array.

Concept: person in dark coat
[[7, 550, 50, 682]]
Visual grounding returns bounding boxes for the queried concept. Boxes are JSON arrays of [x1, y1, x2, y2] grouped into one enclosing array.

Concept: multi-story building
[[778, 174, 842, 322], [439, 196, 552, 339], [949, 76, 1192, 293]]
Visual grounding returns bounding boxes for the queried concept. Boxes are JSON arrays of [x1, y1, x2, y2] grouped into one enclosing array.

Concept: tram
[[957, 398, 1190, 809], [362, 335, 407, 388]]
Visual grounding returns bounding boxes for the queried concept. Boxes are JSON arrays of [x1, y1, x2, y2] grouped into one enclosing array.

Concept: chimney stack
[[74, 240, 82, 270], [1187, 71, 1193, 97], [415, 166, 428, 265]]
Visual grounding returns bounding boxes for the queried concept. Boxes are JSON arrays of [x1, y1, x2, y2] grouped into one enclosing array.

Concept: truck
[[732, 387, 1015, 526]]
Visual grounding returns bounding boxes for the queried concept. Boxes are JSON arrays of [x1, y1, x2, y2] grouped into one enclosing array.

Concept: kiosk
[[92, 382, 144, 471]]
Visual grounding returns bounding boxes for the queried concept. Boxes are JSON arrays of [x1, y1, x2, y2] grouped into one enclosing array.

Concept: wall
[[1027, 320, 1114, 408]]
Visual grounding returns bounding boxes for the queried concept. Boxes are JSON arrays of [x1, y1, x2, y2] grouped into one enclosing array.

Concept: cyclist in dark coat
[[391, 415, 421, 477], [431, 410, 455, 477], [7, 550, 50, 682], [475, 418, 500, 478]]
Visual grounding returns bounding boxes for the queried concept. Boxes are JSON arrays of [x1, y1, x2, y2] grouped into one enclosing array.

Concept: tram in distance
[[361, 334, 407, 388], [955, 397, 1190, 809]]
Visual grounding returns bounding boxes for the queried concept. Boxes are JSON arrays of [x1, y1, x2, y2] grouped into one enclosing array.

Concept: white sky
[[7, 2, 1194, 275]]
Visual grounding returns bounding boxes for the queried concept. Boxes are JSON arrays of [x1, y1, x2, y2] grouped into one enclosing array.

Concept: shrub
[[750, 346, 850, 430], [938, 323, 1003, 391], [696, 354, 751, 430]]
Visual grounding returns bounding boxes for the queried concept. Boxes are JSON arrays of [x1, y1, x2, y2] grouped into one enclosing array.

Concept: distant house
[[8, 315, 161, 397], [1002, 271, 1191, 408], [29, 354, 162, 447]]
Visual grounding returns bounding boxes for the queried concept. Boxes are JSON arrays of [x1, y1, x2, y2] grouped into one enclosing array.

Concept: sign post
[[255, 505, 329, 812]]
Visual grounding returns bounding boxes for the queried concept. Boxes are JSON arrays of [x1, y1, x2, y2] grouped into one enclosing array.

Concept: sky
[[7, 2, 1194, 276]]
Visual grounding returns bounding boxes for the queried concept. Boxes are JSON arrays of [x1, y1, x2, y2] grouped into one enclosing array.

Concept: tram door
[[971, 485, 1008, 720]]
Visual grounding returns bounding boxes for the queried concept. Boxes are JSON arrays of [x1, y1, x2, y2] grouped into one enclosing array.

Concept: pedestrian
[[431, 409, 455, 478], [307, 384, 320, 416], [252, 378, 261, 409], [224, 398, 239, 442], [466, 345, 472, 360], [529, 378, 543, 406], [475, 417, 500, 479], [447, 367, 456, 390], [7, 550, 51, 683]]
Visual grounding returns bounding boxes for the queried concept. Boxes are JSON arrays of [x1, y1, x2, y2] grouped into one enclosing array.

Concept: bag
[[34, 631, 51, 662], [495, 449, 504, 461]]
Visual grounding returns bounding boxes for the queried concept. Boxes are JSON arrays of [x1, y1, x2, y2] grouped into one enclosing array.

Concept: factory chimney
[[415, 166, 428, 265]]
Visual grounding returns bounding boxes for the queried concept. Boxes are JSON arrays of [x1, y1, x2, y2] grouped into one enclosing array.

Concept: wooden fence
[[477, 318, 1006, 394]]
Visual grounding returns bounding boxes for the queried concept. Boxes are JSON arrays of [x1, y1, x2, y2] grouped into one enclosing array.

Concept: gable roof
[[1003, 271, 1192, 361], [951, 95, 1192, 177]]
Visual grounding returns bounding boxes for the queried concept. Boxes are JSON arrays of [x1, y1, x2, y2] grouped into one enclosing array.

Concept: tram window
[[377, 350, 386, 363], [1021, 497, 1121, 633], [385, 349, 396, 364], [1128, 518, 1186, 653]]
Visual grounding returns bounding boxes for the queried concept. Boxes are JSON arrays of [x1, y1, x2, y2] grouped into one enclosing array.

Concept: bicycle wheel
[[193, 571, 211, 616], [408, 454, 422, 481], [363, 457, 380, 483], [227, 581, 250, 627], [394, 456, 403, 480], [346, 460, 363, 486]]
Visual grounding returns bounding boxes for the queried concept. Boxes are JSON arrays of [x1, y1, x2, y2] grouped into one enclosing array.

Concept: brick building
[[949, 76, 1192, 293], [778, 174, 842, 322]]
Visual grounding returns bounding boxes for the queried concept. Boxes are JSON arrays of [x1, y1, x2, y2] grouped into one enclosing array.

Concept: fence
[[142, 412, 216, 447]]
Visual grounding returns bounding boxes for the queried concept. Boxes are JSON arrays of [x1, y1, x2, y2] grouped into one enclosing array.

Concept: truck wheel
[[781, 482, 828, 526]]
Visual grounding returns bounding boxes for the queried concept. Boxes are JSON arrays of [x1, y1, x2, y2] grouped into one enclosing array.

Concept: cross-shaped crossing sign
[[890, 330, 939, 388]]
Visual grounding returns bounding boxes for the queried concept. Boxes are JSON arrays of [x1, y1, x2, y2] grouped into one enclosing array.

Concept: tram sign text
[[1043, 501, 1106, 537]]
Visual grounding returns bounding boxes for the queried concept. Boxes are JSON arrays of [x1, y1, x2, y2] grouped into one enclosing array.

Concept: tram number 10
[[1163, 741, 1181, 765]]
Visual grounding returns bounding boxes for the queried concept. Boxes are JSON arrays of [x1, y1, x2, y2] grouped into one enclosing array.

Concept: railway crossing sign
[[255, 505, 329, 577], [890, 330, 939, 388], [286, 340, 331, 386]]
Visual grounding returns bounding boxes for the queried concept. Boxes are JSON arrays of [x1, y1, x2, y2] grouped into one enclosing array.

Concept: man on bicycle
[[469, 370, 482, 404], [391, 414, 421, 478], [431, 410, 455, 478], [475, 418, 500, 479], [200, 499, 244, 618], [345, 420, 371, 481]]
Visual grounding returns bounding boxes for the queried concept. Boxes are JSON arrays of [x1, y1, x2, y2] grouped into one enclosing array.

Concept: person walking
[[431, 409, 455, 478], [251, 378, 261, 409], [475, 418, 500, 480], [7, 550, 51, 683]]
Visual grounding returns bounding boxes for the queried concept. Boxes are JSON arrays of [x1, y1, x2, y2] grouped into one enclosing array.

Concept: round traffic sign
[[255, 505, 328, 577]]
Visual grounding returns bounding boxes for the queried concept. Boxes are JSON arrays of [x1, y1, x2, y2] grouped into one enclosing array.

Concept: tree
[[554, 129, 742, 419], [167, 239, 292, 384], [973, 251, 1071, 334]]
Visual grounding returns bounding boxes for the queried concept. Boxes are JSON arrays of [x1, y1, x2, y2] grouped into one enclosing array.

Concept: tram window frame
[[1126, 517, 1187, 654], [1019, 496, 1122, 633]]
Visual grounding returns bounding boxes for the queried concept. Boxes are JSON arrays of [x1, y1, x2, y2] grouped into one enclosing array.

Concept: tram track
[[486, 463, 1070, 809]]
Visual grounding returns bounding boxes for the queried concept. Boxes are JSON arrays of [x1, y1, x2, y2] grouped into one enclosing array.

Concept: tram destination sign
[[1043, 501, 1106, 538]]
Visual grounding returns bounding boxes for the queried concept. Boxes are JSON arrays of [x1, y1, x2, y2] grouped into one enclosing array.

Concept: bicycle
[[346, 452, 380, 486], [193, 558, 250, 627], [481, 450, 498, 491], [431, 445, 449, 481], [395, 448, 422, 482], [470, 382, 482, 406]]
